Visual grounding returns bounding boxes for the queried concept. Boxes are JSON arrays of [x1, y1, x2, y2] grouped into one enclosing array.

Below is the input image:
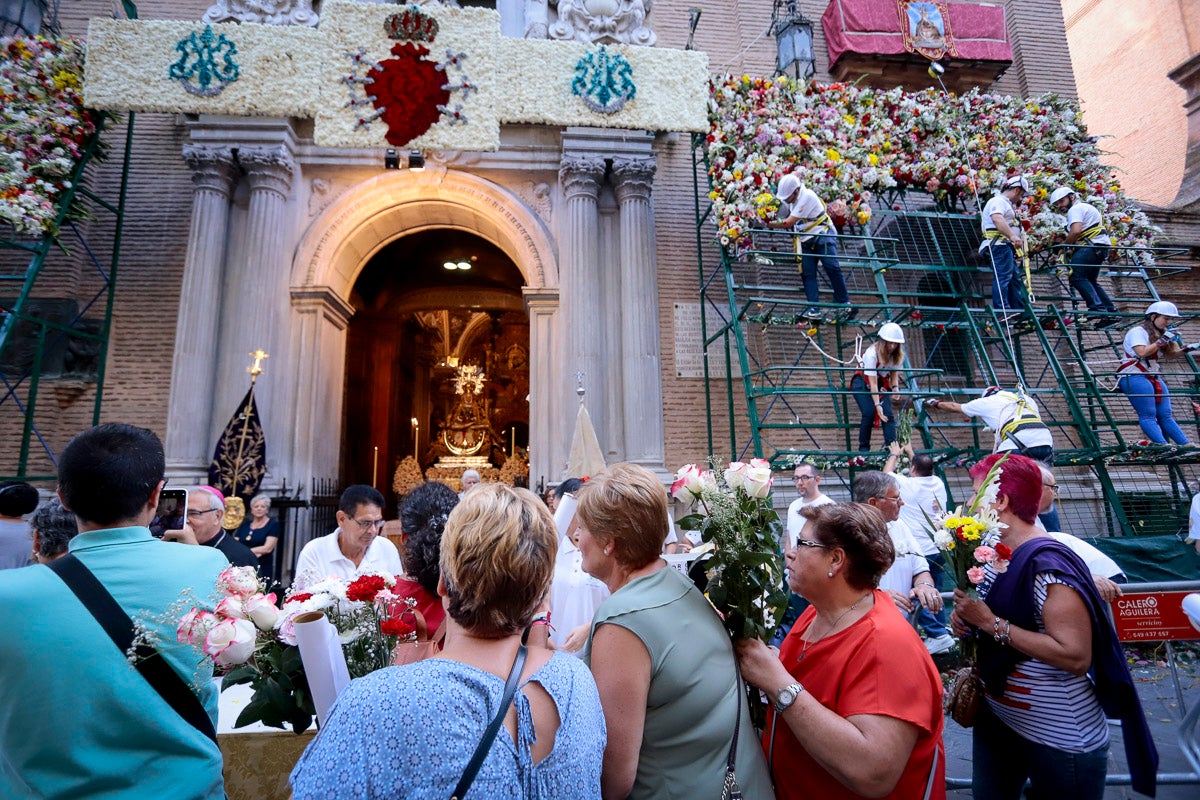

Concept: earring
[[604, 547, 611, 556], [827, 570, 834, 578]]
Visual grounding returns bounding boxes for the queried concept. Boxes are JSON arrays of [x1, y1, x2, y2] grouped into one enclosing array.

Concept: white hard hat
[[878, 322, 905, 343], [1001, 174, 1031, 193], [1146, 301, 1180, 318], [775, 173, 802, 203], [1049, 186, 1075, 205]]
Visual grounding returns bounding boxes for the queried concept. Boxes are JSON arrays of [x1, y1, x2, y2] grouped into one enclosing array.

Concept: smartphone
[[149, 488, 188, 539]]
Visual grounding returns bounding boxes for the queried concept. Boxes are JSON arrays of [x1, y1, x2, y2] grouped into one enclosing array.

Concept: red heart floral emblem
[[367, 42, 451, 147]]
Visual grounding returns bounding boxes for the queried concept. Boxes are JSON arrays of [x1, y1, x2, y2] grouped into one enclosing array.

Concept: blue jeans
[[1119, 374, 1189, 444], [1069, 245, 1116, 311], [799, 235, 850, 304], [986, 243, 1024, 313], [973, 701, 1108, 800], [851, 374, 895, 451]]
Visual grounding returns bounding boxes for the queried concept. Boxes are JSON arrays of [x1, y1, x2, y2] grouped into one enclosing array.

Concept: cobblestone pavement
[[941, 647, 1200, 799]]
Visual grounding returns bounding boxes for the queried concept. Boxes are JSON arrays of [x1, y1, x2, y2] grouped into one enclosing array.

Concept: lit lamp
[[771, 0, 816, 81]]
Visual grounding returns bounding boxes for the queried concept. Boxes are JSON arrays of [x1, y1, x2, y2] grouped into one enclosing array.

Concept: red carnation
[[346, 575, 388, 603], [995, 542, 1013, 560], [287, 592, 313, 604], [381, 616, 416, 637]]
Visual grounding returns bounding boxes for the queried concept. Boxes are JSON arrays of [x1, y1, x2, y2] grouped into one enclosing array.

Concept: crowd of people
[[0, 421, 1180, 799]]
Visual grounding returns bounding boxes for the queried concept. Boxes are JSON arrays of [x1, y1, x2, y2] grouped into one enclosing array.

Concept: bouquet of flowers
[[672, 459, 788, 643], [166, 566, 417, 732], [922, 455, 1010, 659]]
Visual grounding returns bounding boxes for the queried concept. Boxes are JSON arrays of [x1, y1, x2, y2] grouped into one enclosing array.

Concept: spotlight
[[384, 148, 400, 170], [443, 261, 459, 270], [408, 151, 425, 171], [927, 60, 945, 78]]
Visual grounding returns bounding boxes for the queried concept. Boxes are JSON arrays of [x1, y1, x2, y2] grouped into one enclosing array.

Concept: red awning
[[823, 0, 1012, 67]]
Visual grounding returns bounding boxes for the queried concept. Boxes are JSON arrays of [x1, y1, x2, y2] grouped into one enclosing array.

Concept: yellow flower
[[733, 170, 743, 180], [52, 69, 79, 91], [868, 153, 879, 166], [843, 114, 856, 126], [826, 148, 841, 163], [856, 208, 871, 224]]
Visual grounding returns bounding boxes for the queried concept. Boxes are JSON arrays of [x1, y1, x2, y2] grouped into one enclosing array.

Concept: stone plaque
[[673, 302, 741, 380]]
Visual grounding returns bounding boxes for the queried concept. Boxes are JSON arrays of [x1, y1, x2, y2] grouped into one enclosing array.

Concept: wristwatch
[[774, 682, 804, 713]]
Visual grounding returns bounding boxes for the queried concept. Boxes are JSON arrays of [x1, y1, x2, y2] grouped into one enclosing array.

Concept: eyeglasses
[[1043, 483, 1060, 494], [185, 508, 219, 519], [351, 518, 386, 531], [876, 494, 902, 504], [794, 475, 816, 482], [795, 538, 830, 550]]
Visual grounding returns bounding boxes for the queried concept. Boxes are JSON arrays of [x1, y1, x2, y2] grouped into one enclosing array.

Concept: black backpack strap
[[47, 554, 218, 745], [450, 644, 528, 800]]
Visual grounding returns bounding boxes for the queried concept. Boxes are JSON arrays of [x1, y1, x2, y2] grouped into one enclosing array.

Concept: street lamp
[[771, 0, 816, 81]]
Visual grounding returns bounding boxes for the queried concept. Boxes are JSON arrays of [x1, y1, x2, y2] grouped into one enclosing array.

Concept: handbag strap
[[727, 672, 742, 770], [450, 643, 528, 800], [47, 554, 218, 745]]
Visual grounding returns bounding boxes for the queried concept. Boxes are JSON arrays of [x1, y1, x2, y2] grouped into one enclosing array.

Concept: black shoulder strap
[[450, 644, 528, 800], [47, 554, 218, 745]]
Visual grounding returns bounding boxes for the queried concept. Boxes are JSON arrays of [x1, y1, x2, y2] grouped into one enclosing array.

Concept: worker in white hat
[[980, 174, 1030, 316], [1117, 300, 1193, 445], [852, 322, 906, 451], [1050, 186, 1118, 320], [767, 173, 854, 321]]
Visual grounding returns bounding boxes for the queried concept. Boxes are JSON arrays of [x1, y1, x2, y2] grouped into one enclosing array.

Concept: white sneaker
[[924, 634, 956, 655]]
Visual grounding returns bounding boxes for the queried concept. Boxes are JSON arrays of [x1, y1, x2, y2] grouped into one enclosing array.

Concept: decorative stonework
[[516, 180, 554, 224], [612, 157, 655, 201], [203, 0, 319, 28], [559, 156, 605, 200], [181, 144, 238, 196], [549, 0, 656, 47], [240, 145, 295, 197], [307, 177, 341, 217]]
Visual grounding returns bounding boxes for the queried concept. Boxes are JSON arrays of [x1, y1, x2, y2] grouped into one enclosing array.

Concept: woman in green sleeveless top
[[576, 463, 772, 799]]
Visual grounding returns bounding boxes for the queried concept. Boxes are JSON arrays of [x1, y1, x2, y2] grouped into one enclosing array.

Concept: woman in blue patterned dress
[[290, 483, 606, 799]]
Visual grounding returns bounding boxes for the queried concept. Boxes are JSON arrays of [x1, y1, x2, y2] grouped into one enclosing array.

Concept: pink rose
[[176, 608, 219, 646], [973, 545, 997, 564], [215, 596, 246, 620], [216, 566, 260, 598], [967, 567, 987, 584], [204, 618, 257, 667], [670, 464, 707, 501]]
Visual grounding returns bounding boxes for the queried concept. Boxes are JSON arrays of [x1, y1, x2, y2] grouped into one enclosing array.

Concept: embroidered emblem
[[571, 46, 635, 115], [168, 25, 240, 97]]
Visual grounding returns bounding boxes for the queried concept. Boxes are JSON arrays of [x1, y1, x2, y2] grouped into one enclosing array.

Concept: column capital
[[612, 157, 656, 203], [522, 286, 560, 314], [290, 285, 356, 330], [181, 144, 238, 196], [240, 145, 295, 198], [559, 156, 605, 200]]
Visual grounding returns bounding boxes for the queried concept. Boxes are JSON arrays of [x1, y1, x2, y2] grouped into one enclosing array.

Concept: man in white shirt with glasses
[[294, 484, 402, 587]]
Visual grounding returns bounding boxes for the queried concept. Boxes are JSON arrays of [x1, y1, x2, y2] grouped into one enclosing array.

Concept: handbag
[[944, 663, 983, 728], [450, 644, 528, 800], [390, 604, 447, 667], [47, 554, 218, 745], [722, 674, 745, 800]]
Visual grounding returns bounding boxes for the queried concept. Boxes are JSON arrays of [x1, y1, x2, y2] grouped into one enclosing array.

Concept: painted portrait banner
[[897, 1, 958, 61], [84, 1, 709, 151]]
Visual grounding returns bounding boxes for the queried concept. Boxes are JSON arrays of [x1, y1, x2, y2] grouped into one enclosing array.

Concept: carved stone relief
[[545, 0, 655, 47], [203, 0, 319, 27]]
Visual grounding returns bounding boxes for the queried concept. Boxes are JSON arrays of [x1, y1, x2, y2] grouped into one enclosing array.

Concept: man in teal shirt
[[0, 424, 231, 799]]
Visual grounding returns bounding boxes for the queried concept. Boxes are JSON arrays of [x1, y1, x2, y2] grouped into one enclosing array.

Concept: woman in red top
[[394, 481, 459, 631], [737, 503, 946, 799]]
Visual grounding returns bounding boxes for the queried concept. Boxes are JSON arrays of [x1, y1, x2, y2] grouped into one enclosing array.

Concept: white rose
[[245, 593, 279, 632], [215, 596, 246, 620], [204, 618, 257, 667], [671, 464, 707, 500], [742, 465, 773, 499], [724, 462, 748, 489], [176, 608, 219, 646], [216, 566, 260, 598]]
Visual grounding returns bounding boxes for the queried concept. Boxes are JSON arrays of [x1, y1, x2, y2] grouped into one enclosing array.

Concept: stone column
[[165, 144, 237, 482], [613, 157, 667, 473], [214, 145, 295, 477], [524, 287, 560, 486], [557, 156, 606, 474]]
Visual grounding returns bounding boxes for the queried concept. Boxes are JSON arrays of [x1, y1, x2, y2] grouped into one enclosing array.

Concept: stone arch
[[293, 167, 557, 298]]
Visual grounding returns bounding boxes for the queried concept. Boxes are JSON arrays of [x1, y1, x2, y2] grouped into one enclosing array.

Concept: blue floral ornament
[[169, 25, 240, 97], [571, 46, 635, 115]]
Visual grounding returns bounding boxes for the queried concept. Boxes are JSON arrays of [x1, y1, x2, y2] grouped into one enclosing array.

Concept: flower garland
[[707, 74, 1160, 256], [0, 36, 98, 237]]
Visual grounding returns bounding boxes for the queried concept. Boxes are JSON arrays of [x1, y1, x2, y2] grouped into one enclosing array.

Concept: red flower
[[366, 42, 452, 147], [346, 575, 387, 603], [381, 616, 416, 637], [995, 542, 1013, 560], [287, 592, 313, 604]]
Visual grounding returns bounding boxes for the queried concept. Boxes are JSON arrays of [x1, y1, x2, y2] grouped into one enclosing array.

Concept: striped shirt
[[980, 568, 1109, 752]]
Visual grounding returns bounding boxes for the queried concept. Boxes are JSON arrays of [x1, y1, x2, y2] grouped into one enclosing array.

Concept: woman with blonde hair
[[291, 483, 605, 799], [852, 322, 906, 452], [577, 463, 771, 799], [233, 493, 281, 581]]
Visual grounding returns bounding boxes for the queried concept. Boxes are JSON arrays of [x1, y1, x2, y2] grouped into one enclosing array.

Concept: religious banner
[[897, 1, 957, 61], [208, 385, 267, 504], [83, 2, 709, 151]]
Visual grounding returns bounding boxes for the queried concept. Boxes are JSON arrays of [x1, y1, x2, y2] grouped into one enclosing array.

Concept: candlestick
[[372, 446, 378, 488], [411, 417, 419, 462]]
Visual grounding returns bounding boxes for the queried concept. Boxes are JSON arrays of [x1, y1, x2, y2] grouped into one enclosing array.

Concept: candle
[[372, 446, 378, 487]]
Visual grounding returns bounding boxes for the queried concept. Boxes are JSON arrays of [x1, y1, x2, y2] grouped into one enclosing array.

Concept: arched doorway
[[342, 229, 529, 507], [289, 168, 561, 501]]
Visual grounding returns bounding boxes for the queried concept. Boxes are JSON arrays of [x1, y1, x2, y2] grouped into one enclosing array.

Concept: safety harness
[[996, 390, 1048, 451], [1118, 342, 1165, 404], [791, 200, 834, 264]]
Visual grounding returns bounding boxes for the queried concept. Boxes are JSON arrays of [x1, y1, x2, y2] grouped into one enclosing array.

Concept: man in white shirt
[[1189, 491, 1200, 556], [853, 472, 950, 652], [1035, 464, 1127, 603], [294, 485, 403, 587], [767, 173, 853, 321], [1050, 186, 1117, 317], [979, 174, 1029, 315], [785, 462, 834, 549]]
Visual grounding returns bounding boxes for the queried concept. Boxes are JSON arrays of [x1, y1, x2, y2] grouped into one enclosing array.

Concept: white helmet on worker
[[1001, 174, 1031, 194], [878, 322, 905, 343], [1146, 301, 1180, 318], [775, 173, 803, 203], [1049, 186, 1076, 206]]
